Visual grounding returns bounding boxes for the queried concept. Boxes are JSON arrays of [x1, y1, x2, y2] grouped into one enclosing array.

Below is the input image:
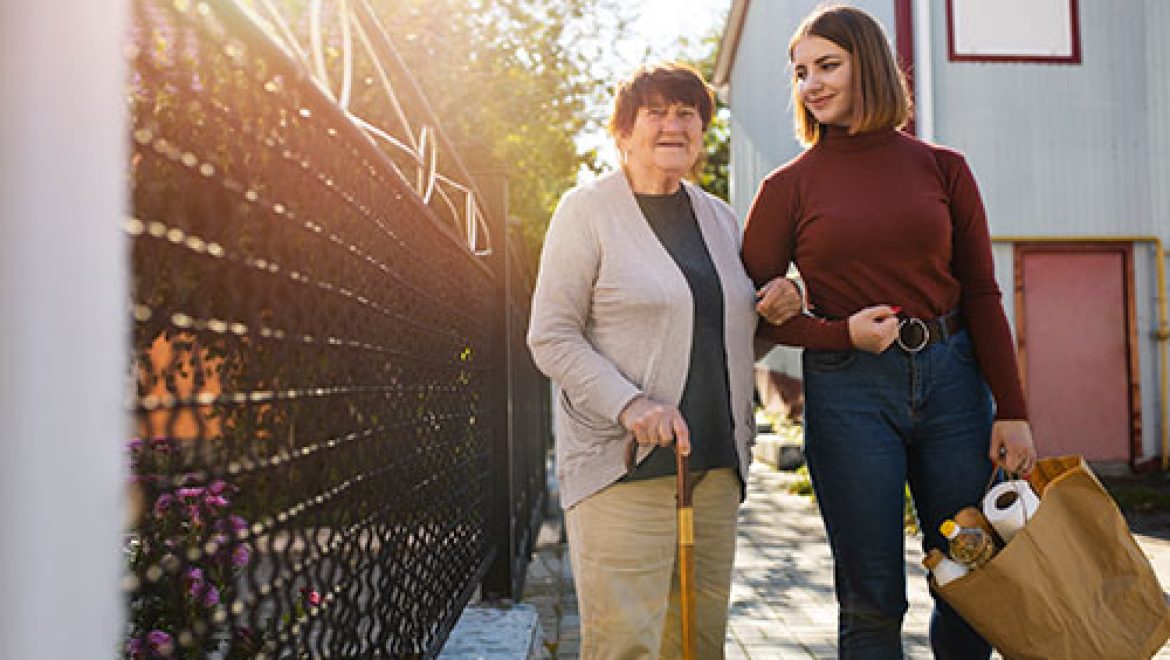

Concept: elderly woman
[[527, 63, 800, 657]]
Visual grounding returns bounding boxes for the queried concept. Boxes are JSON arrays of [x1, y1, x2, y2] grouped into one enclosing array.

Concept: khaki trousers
[[565, 468, 740, 659]]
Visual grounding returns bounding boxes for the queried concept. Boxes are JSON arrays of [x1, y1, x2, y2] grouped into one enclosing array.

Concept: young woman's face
[[791, 35, 854, 127]]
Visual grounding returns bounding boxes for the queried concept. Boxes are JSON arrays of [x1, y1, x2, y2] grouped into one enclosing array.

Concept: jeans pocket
[[803, 348, 858, 373]]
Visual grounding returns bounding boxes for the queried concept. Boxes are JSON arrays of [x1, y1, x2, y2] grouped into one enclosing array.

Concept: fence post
[[465, 150, 520, 600], [0, 0, 128, 656]]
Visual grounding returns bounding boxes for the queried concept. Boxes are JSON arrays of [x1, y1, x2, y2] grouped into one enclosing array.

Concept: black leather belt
[[896, 311, 964, 353]]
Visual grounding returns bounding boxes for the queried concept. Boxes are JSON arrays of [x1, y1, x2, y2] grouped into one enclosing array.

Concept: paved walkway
[[522, 460, 1170, 659]]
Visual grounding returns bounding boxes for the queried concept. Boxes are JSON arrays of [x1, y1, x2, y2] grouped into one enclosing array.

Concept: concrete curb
[[440, 602, 547, 659]]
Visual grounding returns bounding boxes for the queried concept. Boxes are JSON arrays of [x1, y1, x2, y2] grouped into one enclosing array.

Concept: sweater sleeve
[[526, 193, 641, 423], [742, 174, 852, 351], [940, 151, 1028, 420]]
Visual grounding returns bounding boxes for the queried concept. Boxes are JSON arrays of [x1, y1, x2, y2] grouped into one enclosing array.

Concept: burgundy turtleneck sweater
[[742, 126, 1027, 420]]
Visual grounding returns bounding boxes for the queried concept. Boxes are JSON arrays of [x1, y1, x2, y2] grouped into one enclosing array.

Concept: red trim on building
[[946, 0, 1082, 64], [893, 0, 916, 135]]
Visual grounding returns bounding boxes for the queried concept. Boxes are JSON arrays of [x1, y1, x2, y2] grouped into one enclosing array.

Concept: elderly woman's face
[[619, 98, 704, 181]]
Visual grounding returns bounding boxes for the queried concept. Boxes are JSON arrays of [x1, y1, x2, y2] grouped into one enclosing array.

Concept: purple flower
[[185, 505, 203, 526], [126, 636, 145, 658], [203, 584, 220, 607], [207, 480, 229, 495], [184, 567, 205, 598], [153, 493, 175, 517], [128, 438, 144, 453], [177, 487, 205, 500], [146, 629, 174, 655], [203, 494, 229, 509], [231, 544, 251, 567], [225, 515, 248, 534]]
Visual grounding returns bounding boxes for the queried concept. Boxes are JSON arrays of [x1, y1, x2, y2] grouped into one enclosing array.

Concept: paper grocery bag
[[933, 456, 1170, 660]]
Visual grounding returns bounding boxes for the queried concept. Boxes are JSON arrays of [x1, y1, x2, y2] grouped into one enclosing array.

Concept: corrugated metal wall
[[727, 0, 897, 223], [726, 0, 898, 376], [1148, 0, 1170, 237], [926, 1, 1169, 459], [725, 1, 1168, 456], [930, 1, 1155, 238], [1143, 0, 1169, 457]]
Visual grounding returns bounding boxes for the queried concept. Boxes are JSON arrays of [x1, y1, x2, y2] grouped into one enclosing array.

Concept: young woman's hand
[[755, 277, 803, 325], [847, 305, 900, 353], [619, 395, 691, 455], [989, 419, 1037, 476]]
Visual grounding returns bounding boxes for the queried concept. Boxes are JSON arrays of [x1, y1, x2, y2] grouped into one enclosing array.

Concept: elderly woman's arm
[[527, 196, 642, 425]]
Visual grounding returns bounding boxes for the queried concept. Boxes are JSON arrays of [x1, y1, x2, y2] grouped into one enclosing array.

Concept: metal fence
[[124, 0, 549, 656]]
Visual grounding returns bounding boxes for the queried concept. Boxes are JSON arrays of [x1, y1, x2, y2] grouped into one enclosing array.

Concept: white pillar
[[912, 0, 935, 142], [0, 0, 128, 657]]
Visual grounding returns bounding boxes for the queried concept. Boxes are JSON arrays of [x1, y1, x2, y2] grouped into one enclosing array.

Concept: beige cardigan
[[527, 170, 758, 510]]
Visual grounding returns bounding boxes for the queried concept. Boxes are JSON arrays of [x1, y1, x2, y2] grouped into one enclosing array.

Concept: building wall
[[727, 0, 897, 376], [925, 1, 1169, 460], [724, 0, 1169, 460], [929, 2, 1153, 238], [727, 0, 897, 223], [1145, 0, 1170, 458], [1147, 0, 1170, 243]]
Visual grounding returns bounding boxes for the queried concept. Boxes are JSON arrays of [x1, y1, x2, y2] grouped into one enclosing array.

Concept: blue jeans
[[802, 329, 993, 659]]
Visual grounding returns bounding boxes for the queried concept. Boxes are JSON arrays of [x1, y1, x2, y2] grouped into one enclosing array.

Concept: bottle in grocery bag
[[923, 548, 969, 587], [954, 505, 1004, 549], [939, 519, 997, 569]]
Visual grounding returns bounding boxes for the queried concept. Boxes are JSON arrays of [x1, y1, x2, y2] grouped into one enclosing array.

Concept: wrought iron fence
[[124, 0, 549, 656]]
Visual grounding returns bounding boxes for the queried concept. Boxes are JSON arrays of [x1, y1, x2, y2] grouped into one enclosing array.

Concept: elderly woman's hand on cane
[[620, 395, 691, 455], [620, 395, 697, 658]]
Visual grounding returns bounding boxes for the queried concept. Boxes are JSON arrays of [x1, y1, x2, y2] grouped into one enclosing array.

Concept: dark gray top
[[623, 187, 738, 482]]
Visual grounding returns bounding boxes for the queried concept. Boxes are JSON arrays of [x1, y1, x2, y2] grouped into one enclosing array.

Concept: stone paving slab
[[440, 603, 546, 659], [497, 460, 1170, 659]]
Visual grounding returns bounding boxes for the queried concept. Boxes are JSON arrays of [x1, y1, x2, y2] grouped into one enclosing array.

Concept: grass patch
[[787, 464, 814, 497], [1106, 482, 1170, 514]]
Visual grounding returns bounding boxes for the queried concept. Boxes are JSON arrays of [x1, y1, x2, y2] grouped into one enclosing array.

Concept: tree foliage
[[632, 24, 732, 203], [688, 30, 731, 202], [371, 0, 632, 255]]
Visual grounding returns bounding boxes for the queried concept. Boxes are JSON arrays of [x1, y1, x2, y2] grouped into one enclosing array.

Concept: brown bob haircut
[[608, 63, 715, 139], [789, 4, 911, 146]]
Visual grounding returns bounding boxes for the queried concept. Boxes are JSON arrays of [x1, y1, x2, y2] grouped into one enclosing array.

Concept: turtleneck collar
[[816, 124, 899, 153]]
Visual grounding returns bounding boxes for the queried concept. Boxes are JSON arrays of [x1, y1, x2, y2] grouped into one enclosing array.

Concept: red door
[[1016, 246, 1136, 462]]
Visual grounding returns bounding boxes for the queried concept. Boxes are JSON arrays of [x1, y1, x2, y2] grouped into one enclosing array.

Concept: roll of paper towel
[[981, 480, 1040, 543]]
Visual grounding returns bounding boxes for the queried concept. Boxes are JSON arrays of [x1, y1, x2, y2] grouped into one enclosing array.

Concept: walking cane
[[675, 443, 697, 659]]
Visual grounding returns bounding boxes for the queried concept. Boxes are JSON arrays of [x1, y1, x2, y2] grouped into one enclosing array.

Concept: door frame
[[1013, 241, 1141, 465]]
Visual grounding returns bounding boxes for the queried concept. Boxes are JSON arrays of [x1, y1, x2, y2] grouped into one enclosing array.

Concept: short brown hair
[[608, 63, 715, 138], [789, 4, 911, 146]]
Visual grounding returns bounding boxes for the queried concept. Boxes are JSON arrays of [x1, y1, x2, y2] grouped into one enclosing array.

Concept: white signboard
[[948, 0, 1080, 63]]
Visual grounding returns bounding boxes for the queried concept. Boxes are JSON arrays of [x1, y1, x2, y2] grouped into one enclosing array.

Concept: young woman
[[743, 6, 1036, 658], [528, 63, 800, 657]]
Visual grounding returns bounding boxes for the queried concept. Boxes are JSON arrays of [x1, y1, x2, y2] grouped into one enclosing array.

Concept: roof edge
[[712, 0, 750, 90]]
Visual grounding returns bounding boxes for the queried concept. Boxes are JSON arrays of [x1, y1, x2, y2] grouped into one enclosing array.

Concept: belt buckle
[[896, 317, 930, 353]]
